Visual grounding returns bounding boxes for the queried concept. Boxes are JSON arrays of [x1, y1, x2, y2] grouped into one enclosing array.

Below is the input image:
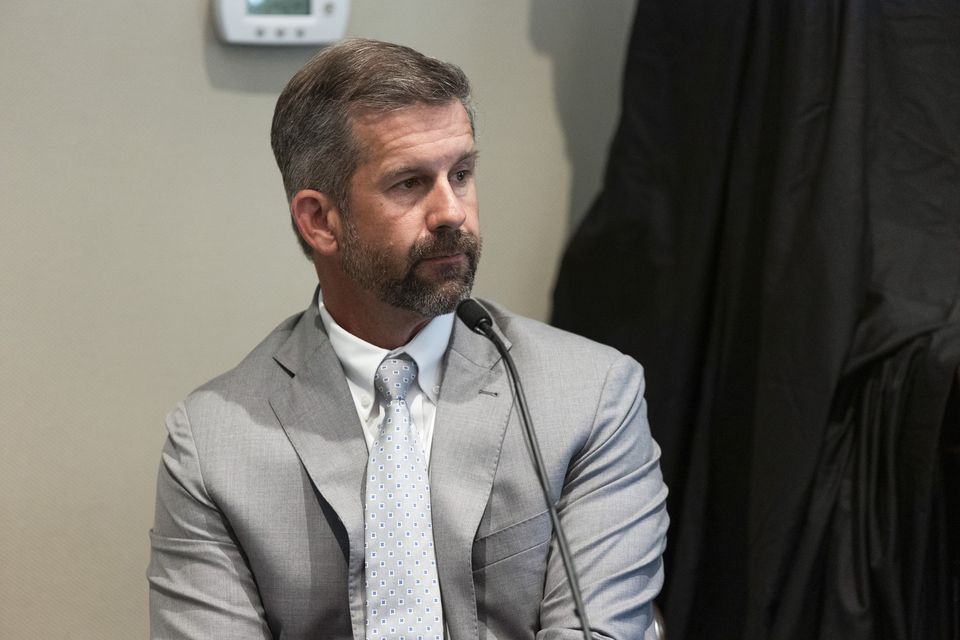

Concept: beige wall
[[0, 1, 633, 637]]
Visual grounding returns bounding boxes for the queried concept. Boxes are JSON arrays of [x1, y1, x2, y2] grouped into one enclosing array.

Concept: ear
[[291, 189, 343, 256]]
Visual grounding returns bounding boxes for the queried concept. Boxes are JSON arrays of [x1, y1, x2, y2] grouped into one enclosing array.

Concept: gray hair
[[270, 38, 475, 257]]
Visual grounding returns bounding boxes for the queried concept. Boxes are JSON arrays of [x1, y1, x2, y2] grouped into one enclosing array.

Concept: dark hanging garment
[[779, 327, 960, 640], [551, 2, 960, 639]]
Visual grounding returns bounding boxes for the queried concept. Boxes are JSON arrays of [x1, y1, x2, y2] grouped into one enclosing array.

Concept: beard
[[338, 220, 482, 318]]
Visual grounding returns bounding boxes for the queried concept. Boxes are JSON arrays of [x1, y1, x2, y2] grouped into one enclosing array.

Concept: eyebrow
[[381, 149, 480, 184], [457, 149, 480, 166]]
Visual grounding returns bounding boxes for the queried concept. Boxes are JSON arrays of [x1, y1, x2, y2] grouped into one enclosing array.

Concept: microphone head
[[456, 298, 493, 335]]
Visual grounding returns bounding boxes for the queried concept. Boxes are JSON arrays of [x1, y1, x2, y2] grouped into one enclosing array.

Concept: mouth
[[414, 253, 469, 277], [420, 253, 464, 263], [409, 231, 480, 276]]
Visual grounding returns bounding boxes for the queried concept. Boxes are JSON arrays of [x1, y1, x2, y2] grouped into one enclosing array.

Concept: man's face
[[335, 100, 481, 318]]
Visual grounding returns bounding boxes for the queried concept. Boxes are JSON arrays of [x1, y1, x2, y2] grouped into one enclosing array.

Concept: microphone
[[455, 297, 494, 335], [455, 299, 593, 640]]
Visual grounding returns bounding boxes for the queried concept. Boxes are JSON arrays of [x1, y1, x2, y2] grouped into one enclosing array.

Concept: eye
[[399, 177, 419, 190], [453, 169, 470, 182]]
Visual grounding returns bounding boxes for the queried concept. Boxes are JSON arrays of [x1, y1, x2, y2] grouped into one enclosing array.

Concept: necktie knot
[[375, 354, 418, 404]]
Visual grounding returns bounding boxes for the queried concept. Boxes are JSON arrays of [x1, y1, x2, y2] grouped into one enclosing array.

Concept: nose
[[424, 179, 467, 232]]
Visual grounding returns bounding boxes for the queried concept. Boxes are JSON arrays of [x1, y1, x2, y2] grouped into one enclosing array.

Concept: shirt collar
[[318, 299, 454, 407]]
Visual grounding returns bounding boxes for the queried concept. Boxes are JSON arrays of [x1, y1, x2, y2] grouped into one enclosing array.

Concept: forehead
[[349, 100, 475, 173]]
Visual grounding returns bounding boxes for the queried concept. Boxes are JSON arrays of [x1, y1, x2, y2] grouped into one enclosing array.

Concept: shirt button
[[433, 385, 441, 394], [360, 395, 371, 409]]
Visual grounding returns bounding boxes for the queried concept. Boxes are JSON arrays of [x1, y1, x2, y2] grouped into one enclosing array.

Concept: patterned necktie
[[364, 355, 443, 640]]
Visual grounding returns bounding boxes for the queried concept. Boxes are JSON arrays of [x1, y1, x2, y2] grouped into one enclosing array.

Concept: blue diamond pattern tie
[[365, 355, 443, 640]]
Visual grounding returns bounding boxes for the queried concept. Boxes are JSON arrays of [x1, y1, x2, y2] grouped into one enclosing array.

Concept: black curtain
[[551, 2, 960, 639]]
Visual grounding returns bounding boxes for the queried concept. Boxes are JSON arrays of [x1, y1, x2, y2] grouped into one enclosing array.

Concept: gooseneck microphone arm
[[456, 299, 593, 640]]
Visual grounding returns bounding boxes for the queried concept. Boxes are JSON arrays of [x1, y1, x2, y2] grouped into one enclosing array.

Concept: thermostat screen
[[246, 0, 310, 15]]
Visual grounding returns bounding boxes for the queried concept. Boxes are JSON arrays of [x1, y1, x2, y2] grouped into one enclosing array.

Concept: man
[[148, 39, 668, 639]]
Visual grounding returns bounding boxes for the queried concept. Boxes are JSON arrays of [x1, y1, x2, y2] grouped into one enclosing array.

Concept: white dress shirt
[[318, 300, 454, 461]]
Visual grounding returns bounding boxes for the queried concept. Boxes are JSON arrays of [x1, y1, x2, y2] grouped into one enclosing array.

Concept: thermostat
[[214, 0, 349, 46]]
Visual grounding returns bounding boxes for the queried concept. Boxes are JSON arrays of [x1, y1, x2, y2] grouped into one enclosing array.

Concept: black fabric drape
[[551, 2, 960, 639]]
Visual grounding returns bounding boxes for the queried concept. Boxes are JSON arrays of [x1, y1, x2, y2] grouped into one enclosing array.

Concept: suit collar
[[271, 293, 511, 377]]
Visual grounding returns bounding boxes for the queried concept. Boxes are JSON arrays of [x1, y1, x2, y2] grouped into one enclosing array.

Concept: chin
[[400, 280, 473, 317]]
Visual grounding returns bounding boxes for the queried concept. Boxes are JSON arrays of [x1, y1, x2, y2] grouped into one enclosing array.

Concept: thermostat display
[[215, 0, 349, 45], [247, 0, 310, 16]]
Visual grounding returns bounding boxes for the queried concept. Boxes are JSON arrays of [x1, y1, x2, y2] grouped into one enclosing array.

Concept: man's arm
[[538, 355, 669, 640], [147, 401, 273, 640]]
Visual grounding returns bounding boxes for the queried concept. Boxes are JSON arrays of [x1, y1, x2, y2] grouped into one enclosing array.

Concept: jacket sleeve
[[537, 355, 669, 640], [147, 401, 273, 640]]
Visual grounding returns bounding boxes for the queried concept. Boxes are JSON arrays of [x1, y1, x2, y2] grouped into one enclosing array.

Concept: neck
[[321, 289, 431, 350]]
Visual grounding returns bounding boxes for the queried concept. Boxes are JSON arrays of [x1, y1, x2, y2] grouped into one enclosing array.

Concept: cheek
[[464, 201, 481, 233], [372, 223, 421, 258]]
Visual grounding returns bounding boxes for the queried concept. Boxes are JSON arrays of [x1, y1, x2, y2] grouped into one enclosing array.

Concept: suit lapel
[[268, 302, 369, 595], [430, 317, 514, 640]]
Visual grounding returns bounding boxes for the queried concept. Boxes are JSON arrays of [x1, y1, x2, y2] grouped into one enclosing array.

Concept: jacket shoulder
[[480, 299, 631, 366], [189, 309, 307, 403]]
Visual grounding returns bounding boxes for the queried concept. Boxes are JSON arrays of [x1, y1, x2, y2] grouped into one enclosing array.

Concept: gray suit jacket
[[148, 298, 668, 639]]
